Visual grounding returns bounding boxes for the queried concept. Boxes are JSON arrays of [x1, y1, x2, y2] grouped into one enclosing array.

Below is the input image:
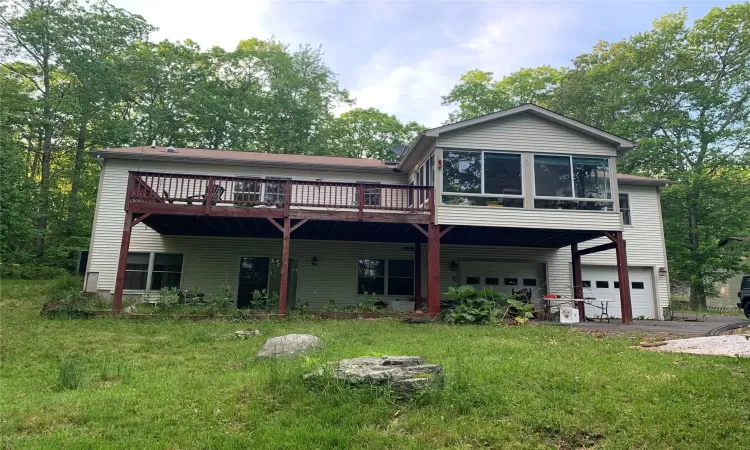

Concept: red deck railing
[[128, 171, 432, 214]]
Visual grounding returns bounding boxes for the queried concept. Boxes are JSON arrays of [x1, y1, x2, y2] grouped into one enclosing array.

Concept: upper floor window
[[619, 193, 631, 225], [442, 150, 523, 207], [533, 155, 612, 210]]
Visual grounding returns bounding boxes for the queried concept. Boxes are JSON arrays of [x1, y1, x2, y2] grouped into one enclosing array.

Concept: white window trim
[[619, 192, 633, 226], [123, 252, 184, 293], [357, 258, 415, 297], [442, 149, 525, 199], [531, 153, 614, 203]]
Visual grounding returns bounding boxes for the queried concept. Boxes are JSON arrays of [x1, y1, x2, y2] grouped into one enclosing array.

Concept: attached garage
[[459, 261, 547, 301], [581, 266, 656, 319]]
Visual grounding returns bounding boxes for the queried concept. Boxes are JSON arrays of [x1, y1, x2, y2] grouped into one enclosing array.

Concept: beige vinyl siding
[[546, 185, 670, 315], [436, 113, 618, 157], [436, 206, 622, 231]]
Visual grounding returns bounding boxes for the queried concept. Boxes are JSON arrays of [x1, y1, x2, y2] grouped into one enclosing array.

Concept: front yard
[[1, 280, 749, 449]]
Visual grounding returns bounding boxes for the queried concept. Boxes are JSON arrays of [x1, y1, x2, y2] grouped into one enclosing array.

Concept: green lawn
[[2, 280, 749, 449]]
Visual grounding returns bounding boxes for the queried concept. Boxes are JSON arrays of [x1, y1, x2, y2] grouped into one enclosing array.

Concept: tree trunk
[[686, 185, 706, 309], [67, 121, 87, 234], [35, 57, 53, 256]]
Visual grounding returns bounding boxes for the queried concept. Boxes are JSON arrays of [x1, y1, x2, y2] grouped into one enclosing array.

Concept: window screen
[[485, 277, 499, 285], [124, 252, 150, 290], [387, 260, 414, 296], [534, 155, 573, 197], [150, 254, 183, 290], [631, 281, 645, 289], [523, 278, 537, 286], [358, 259, 385, 295], [619, 193, 632, 225], [504, 278, 519, 286], [443, 151, 481, 194], [484, 153, 522, 196], [596, 281, 609, 288]]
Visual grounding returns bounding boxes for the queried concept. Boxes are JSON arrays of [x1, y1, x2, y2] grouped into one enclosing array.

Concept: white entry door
[[581, 266, 655, 319], [460, 261, 545, 300]]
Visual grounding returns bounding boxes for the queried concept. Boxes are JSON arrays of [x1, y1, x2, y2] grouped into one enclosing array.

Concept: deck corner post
[[571, 243, 585, 319], [113, 211, 133, 313], [414, 241, 423, 310], [278, 216, 291, 316], [614, 232, 633, 324], [427, 223, 441, 318]]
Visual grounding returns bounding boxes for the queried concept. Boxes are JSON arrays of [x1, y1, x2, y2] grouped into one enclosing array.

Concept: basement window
[[124, 252, 183, 291], [357, 259, 414, 296]]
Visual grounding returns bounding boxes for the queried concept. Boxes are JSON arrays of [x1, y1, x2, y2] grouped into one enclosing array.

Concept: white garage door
[[581, 266, 656, 319], [460, 261, 546, 300]]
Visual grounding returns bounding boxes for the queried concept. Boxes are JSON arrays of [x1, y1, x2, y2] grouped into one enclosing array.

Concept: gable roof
[[398, 104, 635, 171], [92, 146, 400, 173]]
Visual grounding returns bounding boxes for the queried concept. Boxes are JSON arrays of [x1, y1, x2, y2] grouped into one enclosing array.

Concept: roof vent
[[150, 140, 156, 148], [167, 146, 176, 153]]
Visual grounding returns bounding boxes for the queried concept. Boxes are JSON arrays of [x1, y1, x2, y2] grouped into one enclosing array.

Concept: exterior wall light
[[450, 260, 458, 272], [312, 256, 318, 266]]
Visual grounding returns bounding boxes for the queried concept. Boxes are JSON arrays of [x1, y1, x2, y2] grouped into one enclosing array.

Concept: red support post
[[427, 223, 441, 317], [614, 232, 633, 324], [278, 216, 291, 316], [113, 211, 133, 313], [571, 243, 585, 319], [414, 242, 423, 310]]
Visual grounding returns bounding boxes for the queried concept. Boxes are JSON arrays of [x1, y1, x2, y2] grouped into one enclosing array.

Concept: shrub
[[42, 274, 101, 319], [0, 264, 67, 280], [441, 285, 535, 325], [157, 287, 181, 307], [57, 357, 84, 390], [205, 283, 235, 315]]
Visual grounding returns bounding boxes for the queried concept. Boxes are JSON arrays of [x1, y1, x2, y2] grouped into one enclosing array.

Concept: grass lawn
[[2, 280, 749, 449]]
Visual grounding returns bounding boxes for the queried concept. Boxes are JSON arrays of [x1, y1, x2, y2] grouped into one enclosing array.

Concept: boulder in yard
[[124, 305, 137, 314], [256, 334, 324, 358], [235, 329, 261, 339], [305, 356, 443, 396]]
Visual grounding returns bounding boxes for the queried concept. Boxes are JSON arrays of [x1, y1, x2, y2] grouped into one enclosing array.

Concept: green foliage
[[205, 283, 234, 315], [442, 285, 510, 324], [507, 298, 535, 324], [42, 274, 102, 319], [324, 107, 424, 160], [157, 287, 180, 307], [0, 264, 67, 279], [56, 356, 84, 391]]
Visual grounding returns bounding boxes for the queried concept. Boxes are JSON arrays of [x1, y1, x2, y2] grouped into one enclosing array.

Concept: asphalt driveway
[[561, 313, 748, 336]]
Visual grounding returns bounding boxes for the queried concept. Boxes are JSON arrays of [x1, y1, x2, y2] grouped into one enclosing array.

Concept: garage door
[[581, 266, 655, 319], [460, 261, 546, 300]]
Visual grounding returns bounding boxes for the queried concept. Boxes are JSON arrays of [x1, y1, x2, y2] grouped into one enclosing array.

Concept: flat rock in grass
[[235, 329, 261, 339], [256, 334, 324, 358], [305, 356, 443, 396]]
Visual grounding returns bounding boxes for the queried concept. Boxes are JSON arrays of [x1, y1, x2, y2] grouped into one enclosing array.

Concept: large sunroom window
[[533, 155, 612, 210], [442, 150, 524, 207]]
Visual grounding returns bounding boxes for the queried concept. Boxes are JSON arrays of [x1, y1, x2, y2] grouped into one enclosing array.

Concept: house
[[84, 104, 670, 322]]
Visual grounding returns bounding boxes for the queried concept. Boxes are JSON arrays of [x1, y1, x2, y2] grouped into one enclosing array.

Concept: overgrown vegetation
[[441, 285, 535, 324], [2, 279, 749, 449], [40, 274, 104, 319]]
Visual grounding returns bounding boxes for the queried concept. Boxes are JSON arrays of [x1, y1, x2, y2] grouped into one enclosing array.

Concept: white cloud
[[342, 5, 577, 126], [111, 0, 282, 50]]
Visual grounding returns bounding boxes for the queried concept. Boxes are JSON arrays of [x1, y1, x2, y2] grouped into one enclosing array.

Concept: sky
[[111, 0, 734, 127]]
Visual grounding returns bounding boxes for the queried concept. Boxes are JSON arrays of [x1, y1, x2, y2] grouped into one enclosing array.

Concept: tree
[[442, 66, 564, 123], [0, 0, 72, 255], [325, 108, 424, 160]]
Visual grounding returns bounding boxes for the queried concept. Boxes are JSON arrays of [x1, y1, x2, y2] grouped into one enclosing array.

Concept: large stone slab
[[305, 356, 443, 396], [256, 334, 324, 358]]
